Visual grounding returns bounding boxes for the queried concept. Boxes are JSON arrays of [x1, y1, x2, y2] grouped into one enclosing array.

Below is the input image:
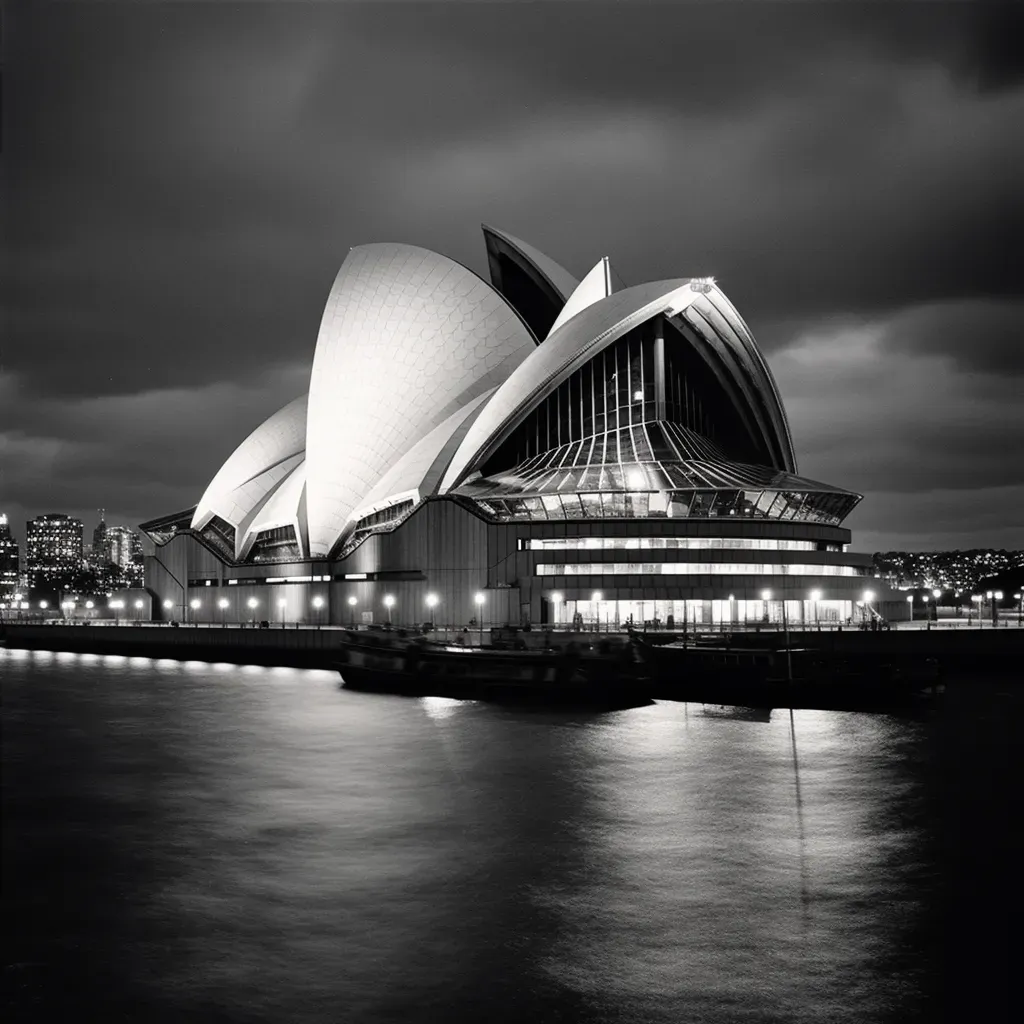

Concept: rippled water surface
[[2, 648, 1015, 1022]]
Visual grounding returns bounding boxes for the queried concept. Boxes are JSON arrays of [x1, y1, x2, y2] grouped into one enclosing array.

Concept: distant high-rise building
[[107, 525, 144, 586], [92, 509, 108, 564], [26, 514, 84, 597], [0, 514, 20, 602]]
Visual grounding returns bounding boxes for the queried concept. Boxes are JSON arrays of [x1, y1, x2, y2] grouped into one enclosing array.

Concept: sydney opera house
[[140, 226, 897, 629]]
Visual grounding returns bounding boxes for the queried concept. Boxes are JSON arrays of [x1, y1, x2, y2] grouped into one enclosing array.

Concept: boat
[[631, 634, 943, 712], [336, 628, 652, 710]]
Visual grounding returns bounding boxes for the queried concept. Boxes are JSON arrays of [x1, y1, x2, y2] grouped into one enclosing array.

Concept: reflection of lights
[[420, 695, 469, 721], [626, 468, 646, 490]]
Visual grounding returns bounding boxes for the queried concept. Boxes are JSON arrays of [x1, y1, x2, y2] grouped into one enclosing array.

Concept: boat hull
[[336, 635, 650, 710]]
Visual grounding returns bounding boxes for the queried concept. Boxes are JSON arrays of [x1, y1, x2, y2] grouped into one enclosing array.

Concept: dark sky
[[3, 1, 1022, 552]]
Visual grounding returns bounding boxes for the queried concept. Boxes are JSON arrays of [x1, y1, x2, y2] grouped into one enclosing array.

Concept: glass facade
[[476, 488, 858, 526], [553, 598, 856, 629], [536, 562, 866, 577], [249, 525, 301, 563], [523, 537, 844, 552]]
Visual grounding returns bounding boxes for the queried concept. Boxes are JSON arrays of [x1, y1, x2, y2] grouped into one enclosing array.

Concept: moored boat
[[631, 634, 943, 712], [336, 628, 651, 710]]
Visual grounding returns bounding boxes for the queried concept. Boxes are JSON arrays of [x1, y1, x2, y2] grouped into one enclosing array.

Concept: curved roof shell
[[304, 242, 537, 557], [440, 279, 699, 491], [441, 279, 797, 491], [346, 390, 494, 526], [191, 394, 307, 534], [237, 460, 307, 561], [482, 225, 579, 340]]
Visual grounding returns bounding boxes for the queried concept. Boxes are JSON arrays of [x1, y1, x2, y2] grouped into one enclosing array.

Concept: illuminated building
[[141, 227, 900, 626], [26, 513, 84, 598], [106, 525, 145, 586], [0, 514, 20, 603]]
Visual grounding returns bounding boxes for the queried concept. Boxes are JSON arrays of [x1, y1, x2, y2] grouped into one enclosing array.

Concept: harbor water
[[1, 647, 1014, 1022]]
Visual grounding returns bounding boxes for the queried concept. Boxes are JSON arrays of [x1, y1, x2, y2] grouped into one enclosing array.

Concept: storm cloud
[[3, 1, 1021, 549]]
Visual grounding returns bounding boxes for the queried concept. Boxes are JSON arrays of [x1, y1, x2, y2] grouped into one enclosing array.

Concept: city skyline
[[4, 2, 1022, 551]]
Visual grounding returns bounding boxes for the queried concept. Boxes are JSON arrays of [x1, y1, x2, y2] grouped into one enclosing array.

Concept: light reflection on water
[[2, 647, 958, 1022]]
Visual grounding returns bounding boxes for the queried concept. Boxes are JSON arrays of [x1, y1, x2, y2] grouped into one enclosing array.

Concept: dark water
[[1, 648, 1015, 1022]]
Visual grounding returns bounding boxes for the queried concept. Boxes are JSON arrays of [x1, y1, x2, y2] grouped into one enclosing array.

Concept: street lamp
[[277, 597, 286, 627], [550, 591, 563, 629], [39, 600, 48, 611], [474, 591, 485, 645], [347, 594, 357, 627], [425, 593, 438, 631], [906, 594, 914, 623], [761, 588, 771, 626], [591, 590, 603, 632], [110, 599, 124, 625], [1014, 592, 1023, 627], [312, 595, 325, 629], [384, 594, 395, 626], [134, 598, 144, 623], [190, 598, 200, 627], [972, 594, 982, 628], [247, 596, 258, 626], [218, 597, 228, 627]]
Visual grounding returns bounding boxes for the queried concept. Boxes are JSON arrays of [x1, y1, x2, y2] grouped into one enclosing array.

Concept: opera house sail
[[140, 226, 894, 628]]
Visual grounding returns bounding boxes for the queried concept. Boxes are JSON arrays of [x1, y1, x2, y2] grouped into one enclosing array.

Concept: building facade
[[26, 513, 84, 599], [106, 525, 145, 586], [0, 514, 20, 604], [141, 227, 900, 627]]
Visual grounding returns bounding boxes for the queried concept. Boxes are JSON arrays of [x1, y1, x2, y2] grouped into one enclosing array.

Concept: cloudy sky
[[3, 1, 1022, 552]]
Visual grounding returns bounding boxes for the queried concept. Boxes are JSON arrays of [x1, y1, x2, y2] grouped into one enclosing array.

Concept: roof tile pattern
[[305, 243, 536, 556], [191, 395, 307, 532]]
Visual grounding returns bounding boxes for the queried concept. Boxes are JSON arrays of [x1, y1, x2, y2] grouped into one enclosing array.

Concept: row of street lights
[[163, 590, 489, 633]]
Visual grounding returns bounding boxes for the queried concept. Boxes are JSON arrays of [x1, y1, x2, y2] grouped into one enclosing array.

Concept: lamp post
[[277, 597, 286, 627], [218, 597, 228, 627], [474, 592, 485, 646], [111, 599, 123, 626], [425, 593, 438, 633], [1015, 592, 1023, 627], [761, 588, 771, 628], [85, 600, 94, 621], [810, 589, 822, 631], [591, 590, 603, 632], [347, 594, 357, 628], [247, 597, 258, 627], [384, 594, 395, 627], [863, 589, 875, 629], [727, 593, 735, 634], [163, 598, 173, 623], [972, 594, 982, 627], [906, 594, 914, 624], [994, 590, 1003, 627], [134, 598, 144, 623], [312, 595, 325, 629], [190, 598, 201, 626], [62, 599, 75, 621], [550, 591, 562, 630], [932, 588, 942, 625]]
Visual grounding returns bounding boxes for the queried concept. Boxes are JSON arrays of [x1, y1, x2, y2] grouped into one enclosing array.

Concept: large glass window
[[536, 562, 866, 577], [524, 537, 822, 552]]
